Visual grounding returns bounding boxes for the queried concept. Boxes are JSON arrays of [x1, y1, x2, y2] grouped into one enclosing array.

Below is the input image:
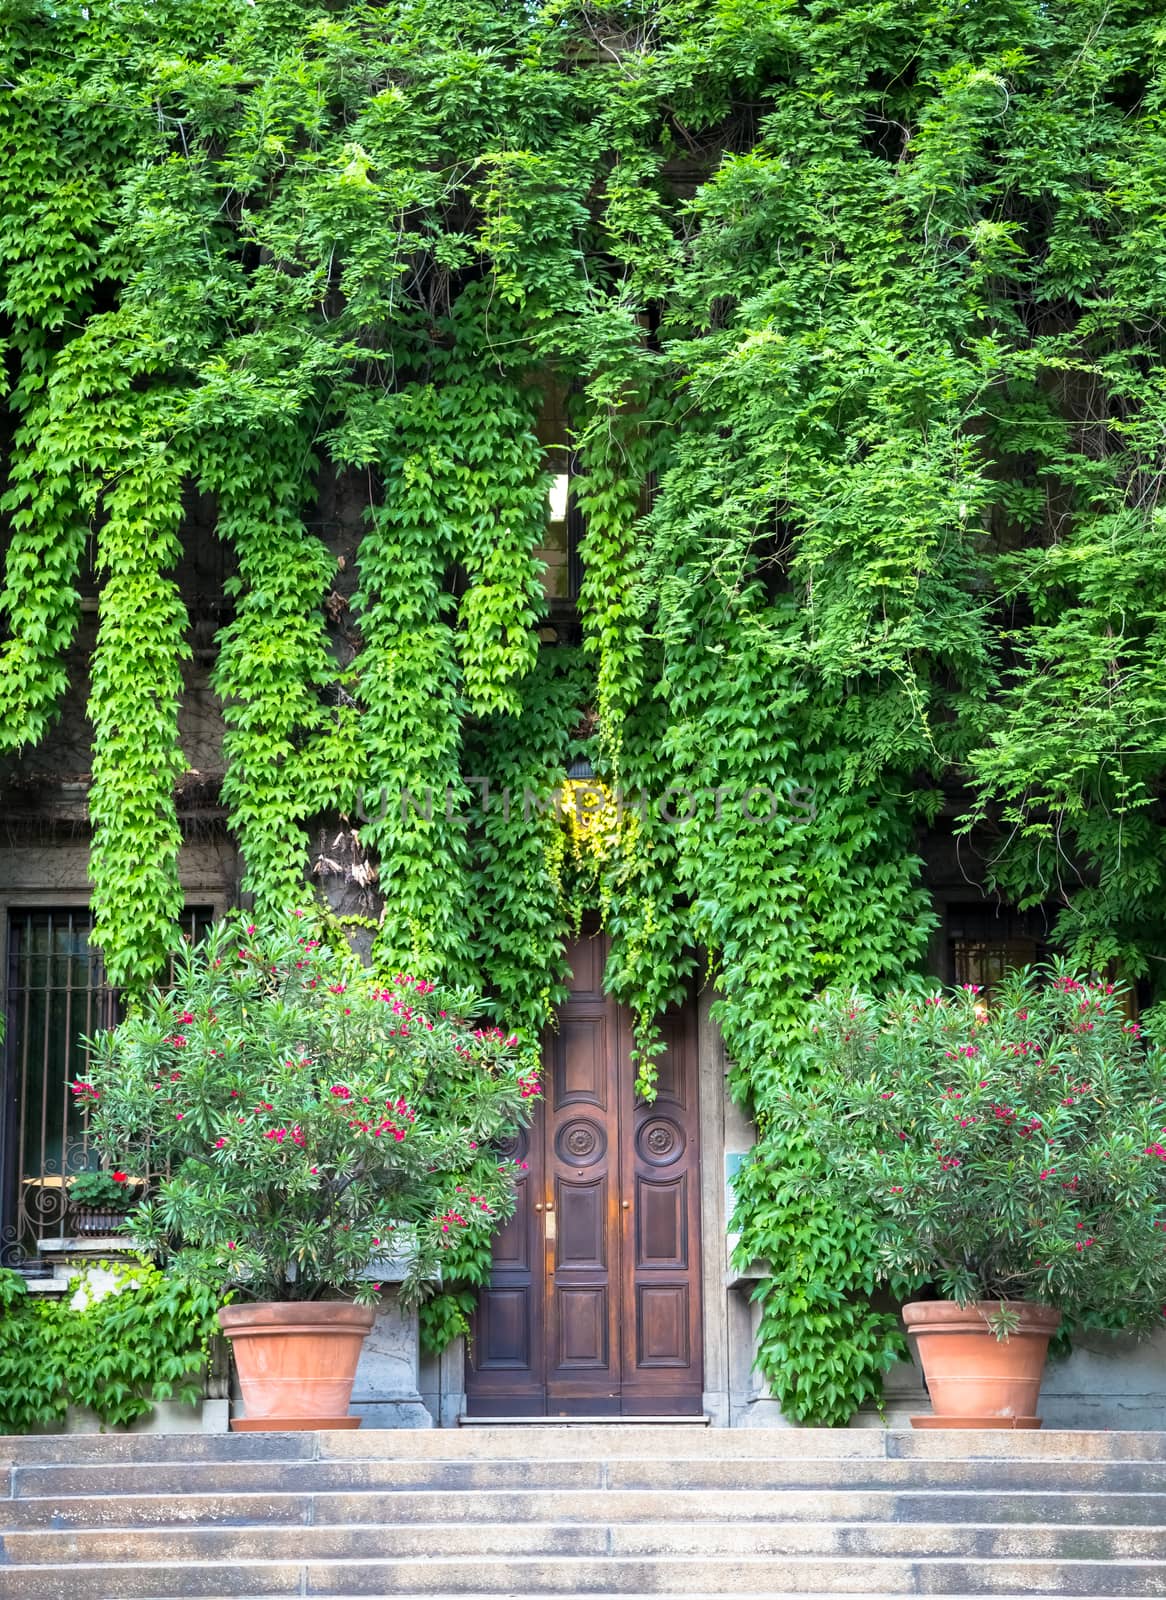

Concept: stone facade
[[2, 465, 1164, 1432]]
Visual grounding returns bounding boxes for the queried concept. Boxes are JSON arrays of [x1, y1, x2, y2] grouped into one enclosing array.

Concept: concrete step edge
[[7, 1516, 1166, 1536], [14, 1463, 1166, 1491], [4, 1560, 1164, 1600], [12, 1476, 1166, 1491], [4, 1427, 1166, 1467], [11, 1451, 1166, 1474], [8, 1554, 1166, 1567]]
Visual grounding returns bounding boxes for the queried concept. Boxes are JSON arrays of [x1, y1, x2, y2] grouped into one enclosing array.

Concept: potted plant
[[66, 1168, 138, 1236], [79, 910, 535, 1431], [783, 965, 1166, 1428]]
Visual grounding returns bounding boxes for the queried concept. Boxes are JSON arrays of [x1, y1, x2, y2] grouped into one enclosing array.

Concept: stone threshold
[[458, 1414, 712, 1426]]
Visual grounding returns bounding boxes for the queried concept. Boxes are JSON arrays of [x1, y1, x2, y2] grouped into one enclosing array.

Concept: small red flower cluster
[[436, 1208, 471, 1235], [454, 1185, 493, 1215], [264, 1125, 305, 1147], [391, 973, 436, 997]]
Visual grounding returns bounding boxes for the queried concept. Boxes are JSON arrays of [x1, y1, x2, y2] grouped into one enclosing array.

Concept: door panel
[[620, 1006, 703, 1415], [555, 1286, 609, 1366], [555, 1019, 609, 1109], [636, 1284, 690, 1365], [476, 1288, 530, 1367], [545, 967, 621, 1412], [463, 1121, 545, 1414], [636, 1174, 688, 1267], [556, 1174, 607, 1267], [465, 936, 702, 1416]]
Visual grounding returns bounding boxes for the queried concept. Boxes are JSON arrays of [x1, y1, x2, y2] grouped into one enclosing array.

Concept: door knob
[[622, 1201, 630, 1210], [534, 1203, 543, 1212]]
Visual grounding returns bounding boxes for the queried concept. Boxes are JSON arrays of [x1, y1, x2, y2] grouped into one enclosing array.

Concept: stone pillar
[[350, 1287, 434, 1428], [420, 1334, 468, 1427]]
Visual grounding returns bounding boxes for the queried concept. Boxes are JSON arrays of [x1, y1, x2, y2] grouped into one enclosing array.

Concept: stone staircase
[[1, 1425, 1164, 1597]]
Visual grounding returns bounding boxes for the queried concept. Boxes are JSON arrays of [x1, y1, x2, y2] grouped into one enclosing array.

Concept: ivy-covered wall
[[3, 0, 1166, 1421]]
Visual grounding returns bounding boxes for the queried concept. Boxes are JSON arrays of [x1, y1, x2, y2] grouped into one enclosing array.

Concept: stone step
[[6, 1485, 1166, 1530], [2, 1554, 1165, 1598], [10, 1454, 1166, 1500], [3, 1426, 1165, 1465], [4, 1427, 1162, 1598], [4, 1519, 1166, 1566]]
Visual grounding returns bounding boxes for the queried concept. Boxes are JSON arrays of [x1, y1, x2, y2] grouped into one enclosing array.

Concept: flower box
[[68, 1207, 130, 1237]]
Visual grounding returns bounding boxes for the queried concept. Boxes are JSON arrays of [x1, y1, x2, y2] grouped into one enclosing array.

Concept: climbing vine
[[4, 0, 1166, 1420]]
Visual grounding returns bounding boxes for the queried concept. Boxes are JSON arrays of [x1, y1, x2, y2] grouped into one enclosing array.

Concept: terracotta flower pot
[[218, 1301, 376, 1432], [903, 1299, 1061, 1429]]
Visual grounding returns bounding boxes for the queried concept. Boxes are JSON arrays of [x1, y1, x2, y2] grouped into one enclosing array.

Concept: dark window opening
[[946, 904, 1050, 995], [1, 906, 212, 1266]]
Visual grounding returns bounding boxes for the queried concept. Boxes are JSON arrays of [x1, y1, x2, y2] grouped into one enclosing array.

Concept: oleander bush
[[82, 912, 537, 1305], [770, 969, 1166, 1326]]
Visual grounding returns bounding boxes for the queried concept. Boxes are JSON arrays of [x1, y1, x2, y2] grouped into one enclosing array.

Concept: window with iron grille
[[1, 906, 212, 1266], [946, 904, 1049, 995]]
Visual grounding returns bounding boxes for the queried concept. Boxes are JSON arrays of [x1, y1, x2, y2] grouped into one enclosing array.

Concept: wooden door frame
[[457, 970, 736, 1424]]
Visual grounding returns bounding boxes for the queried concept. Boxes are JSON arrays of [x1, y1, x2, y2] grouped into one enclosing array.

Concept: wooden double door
[[466, 936, 703, 1416]]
